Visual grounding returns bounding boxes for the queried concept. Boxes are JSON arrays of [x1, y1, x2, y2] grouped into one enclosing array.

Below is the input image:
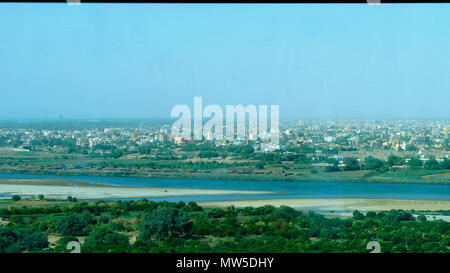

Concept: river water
[[0, 173, 449, 203]]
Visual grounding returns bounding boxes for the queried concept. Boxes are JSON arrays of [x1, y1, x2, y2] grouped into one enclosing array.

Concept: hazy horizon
[[1, 3, 450, 120]]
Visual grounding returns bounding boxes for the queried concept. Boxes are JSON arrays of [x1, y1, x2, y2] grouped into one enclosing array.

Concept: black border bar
[[1, 253, 448, 272]]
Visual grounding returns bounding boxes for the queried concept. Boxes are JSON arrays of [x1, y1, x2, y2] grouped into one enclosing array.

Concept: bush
[[18, 228, 48, 251], [440, 158, 450, 169], [324, 164, 340, 172], [408, 157, 422, 169], [139, 206, 191, 241], [182, 202, 203, 212], [271, 206, 300, 220], [83, 225, 130, 253], [364, 156, 384, 170], [424, 158, 441, 170], [344, 157, 360, 171], [387, 155, 404, 166], [0, 227, 20, 253], [67, 196, 78, 202], [352, 210, 365, 220], [255, 162, 265, 169], [365, 211, 377, 218], [417, 214, 427, 221], [99, 216, 110, 224], [208, 208, 225, 218], [56, 212, 94, 236], [12, 195, 21, 201], [198, 151, 220, 159]]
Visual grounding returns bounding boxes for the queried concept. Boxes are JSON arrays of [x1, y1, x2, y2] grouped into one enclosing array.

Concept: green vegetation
[[56, 212, 94, 236], [140, 206, 192, 241], [0, 226, 48, 253], [0, 200, 448, 253], [0, 148, 449, 184], [83, 225, 130, 253], [12, 195, 21, 201]]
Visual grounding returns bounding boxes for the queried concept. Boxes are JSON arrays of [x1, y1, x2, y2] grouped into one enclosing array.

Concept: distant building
[[173, 136, 192, 144], [324, 136, 336, 143], [260, 143, 286, 152], [155, 133, 168, 142], [174, 137, 183, 144]]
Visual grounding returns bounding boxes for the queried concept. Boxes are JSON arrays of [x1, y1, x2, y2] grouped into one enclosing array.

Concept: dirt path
[[422, 173, 450, 178]]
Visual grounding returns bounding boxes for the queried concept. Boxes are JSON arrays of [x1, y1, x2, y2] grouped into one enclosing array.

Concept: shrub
[[139, 206, 191, 241], [56, 212, 94, 236], [12, 195, 21, 201], [83, 225, 130, 253], [0, 227, 20, 253], [18, 228, 48, 251]]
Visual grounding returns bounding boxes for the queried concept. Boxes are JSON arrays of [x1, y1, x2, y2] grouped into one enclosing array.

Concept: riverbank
[[1, 167, 449, 185], [199, 198, 450, 211], [0, 179, 272, 200], [0, 178, 109, 187]]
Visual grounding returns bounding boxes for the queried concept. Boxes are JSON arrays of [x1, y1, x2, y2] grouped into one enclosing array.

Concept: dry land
[[0, 178, 271, 200], [199, 198, 450, 211]]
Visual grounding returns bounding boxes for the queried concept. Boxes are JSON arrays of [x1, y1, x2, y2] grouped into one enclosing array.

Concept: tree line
[[0, 200, 448, 253]]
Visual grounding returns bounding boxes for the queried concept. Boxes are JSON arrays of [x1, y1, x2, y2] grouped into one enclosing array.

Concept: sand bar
[[0, 179, 110, 187], [0, 179, 271, 199], [199, 198, 450, 211]]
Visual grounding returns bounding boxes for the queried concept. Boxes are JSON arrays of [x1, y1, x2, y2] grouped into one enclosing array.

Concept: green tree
[[56, 212, 94, 236], [440, 158, 450, 169], [364, 156, 384, 170], [343, 157, 360, 171], [387, 154, 404, 166], [0, 227, 20, 253], [18, 228, 48, 251], [365, 211, 377, 218], [271, 206, 300, 221], [324, 164, 340, 172], [417, 214, 427, 221], [198, 151, 220, 159], [352, 210, 365, 220], [83, 225, 130, 253], [407, 157, 423, 169], [67, 196, 78, 202], [255, 162, 265, 169], [12, 195, 21, 201], [139, 206, 191, 241], [424, 158, 441, 170], [111, 149, 124, 159]]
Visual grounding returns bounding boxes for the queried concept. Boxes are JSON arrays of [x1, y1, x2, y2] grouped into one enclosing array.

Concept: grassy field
[[0, 199, 72, 209]]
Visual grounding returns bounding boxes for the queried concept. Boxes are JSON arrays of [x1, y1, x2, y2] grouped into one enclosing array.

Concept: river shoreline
[[0, 173, 449, 205], [0, 168, 449, 185], [199, 198, 450, 211], [0, 178, 272, 200]]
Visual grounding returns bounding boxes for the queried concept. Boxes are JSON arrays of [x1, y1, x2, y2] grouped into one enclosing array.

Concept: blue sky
[[0, 3, 449, 120]]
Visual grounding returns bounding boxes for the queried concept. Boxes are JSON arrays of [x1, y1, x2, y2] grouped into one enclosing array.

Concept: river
[[0, 173, 449, 203]]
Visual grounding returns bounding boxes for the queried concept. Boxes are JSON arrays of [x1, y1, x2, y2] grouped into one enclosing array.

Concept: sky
[[0, 3, 449, 120]]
